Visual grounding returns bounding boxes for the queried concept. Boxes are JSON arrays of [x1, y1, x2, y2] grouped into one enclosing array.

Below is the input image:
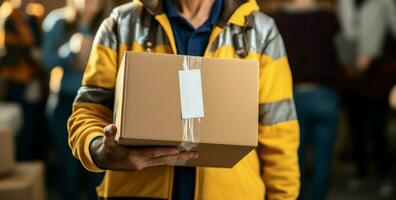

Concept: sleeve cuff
[[81, 132, 105, 173]]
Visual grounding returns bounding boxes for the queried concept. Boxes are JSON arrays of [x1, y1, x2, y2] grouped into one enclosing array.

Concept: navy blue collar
[[164, 0, 223, 26]]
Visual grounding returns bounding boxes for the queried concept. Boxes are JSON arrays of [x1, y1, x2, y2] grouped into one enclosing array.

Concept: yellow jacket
[[68, 0, 300, 199]]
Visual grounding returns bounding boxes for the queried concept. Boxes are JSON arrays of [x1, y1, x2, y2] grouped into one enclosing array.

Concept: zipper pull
[[233, 31, 248, 58], [233, 15, 252, 58]]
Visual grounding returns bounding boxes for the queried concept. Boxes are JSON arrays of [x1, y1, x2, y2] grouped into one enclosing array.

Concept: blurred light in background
[[0, 1, 13, 18], [26, 2, 45, 17], [49, 66, 63, 94], [0, 1, 13, 54], [10, 0, 21, 9]]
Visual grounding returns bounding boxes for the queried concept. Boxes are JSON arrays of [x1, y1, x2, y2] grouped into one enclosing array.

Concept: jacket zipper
[[194, 167, 205, 200], [168, 167, 174, 200], [152, 14, 224, 200]]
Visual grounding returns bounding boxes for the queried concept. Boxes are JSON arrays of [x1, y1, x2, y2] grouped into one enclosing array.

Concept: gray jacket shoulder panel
[[208, 10, 286, 60], [250, 11, 279, 42], [250, 11, 286, 60], [94, 2, 151, 50], [111, 2, 144, 23], [95, 3, 286, 60]]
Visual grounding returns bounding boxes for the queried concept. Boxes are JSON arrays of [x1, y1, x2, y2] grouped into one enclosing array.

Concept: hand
[[90, 124, 198, 171], [355, 55, 372, 74], [389, 85, 396, 110], [70, 33, 84, 54], [69, 33, 93, 55]]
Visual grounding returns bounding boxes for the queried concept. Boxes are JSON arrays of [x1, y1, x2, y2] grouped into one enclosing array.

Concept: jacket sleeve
[[358, 0, 386, 58], [257, 21, 300, 200], [336, 0, 357, 39], [358, 0, 396, 58], [67, 12, 119, 172]]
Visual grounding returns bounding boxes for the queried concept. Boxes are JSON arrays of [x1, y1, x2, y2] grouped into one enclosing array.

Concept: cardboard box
[[114, 52, 259, 168], [0, 162, 45, 200], [0, 128, 15, 175]]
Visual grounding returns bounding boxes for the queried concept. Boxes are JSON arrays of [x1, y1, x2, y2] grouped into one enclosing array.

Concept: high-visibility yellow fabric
[[68, 0, 300, 199]]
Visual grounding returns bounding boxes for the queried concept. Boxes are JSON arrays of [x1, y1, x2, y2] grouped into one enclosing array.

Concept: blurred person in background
[[42, 0, 114, 199], [337, 0, 396, 197], [0, 0, 47, 160], [271, 0, 340, 199]]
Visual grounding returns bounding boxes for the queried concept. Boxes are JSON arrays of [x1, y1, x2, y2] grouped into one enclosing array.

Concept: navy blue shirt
[[165, 0, 222, 56], [164, 0, 222, 199]]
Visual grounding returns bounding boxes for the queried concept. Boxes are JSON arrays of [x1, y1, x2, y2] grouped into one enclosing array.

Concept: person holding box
[[68, 0, 300, 199]]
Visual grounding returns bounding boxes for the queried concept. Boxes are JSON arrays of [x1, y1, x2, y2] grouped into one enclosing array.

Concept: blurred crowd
[[0, 0, 395, 200], [0, 0, 126, 199], [263, 0, 396, 199]]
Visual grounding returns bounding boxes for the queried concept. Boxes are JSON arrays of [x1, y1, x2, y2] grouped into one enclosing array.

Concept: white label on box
[[178, 69, 205, 119]]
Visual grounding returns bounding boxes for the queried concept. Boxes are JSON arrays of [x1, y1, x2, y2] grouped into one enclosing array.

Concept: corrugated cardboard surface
[[0, 128, 15, 174], [115, 52, 259, 168], [0, 162, 45, 200]]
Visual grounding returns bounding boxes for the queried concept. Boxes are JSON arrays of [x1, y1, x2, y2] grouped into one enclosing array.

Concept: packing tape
[[177, 56, 203, 165]]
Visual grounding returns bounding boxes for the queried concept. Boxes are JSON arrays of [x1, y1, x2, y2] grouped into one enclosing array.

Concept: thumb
[[103, 124, 117, 146]]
